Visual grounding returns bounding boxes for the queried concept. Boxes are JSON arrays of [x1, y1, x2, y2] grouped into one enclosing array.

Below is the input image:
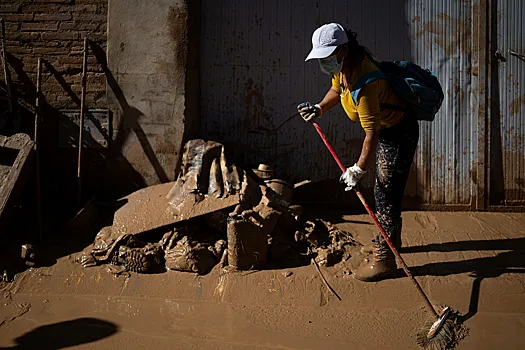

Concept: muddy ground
[[1, 210, 525, 349]]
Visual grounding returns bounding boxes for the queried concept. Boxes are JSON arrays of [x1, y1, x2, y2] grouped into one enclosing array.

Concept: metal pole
[[77, 38, 88, 208], [35, 58, 43, 241], [1, 19, 13, 122]]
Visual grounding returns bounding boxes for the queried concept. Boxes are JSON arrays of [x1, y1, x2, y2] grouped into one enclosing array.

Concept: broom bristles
[[416, 306, 469, 350]]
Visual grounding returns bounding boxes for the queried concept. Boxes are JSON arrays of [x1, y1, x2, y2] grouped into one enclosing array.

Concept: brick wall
[[1, 0, 108, 109]]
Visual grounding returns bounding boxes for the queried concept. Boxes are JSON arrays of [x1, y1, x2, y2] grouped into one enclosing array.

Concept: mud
[[109, 182, 241, 237], [2, 211, 525, 349], [81, 140, 358, 276], [510, 94, 525, 116]]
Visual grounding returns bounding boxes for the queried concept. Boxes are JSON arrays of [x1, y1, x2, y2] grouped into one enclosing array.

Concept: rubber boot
[[353, 240, 397, 282], [360, 234, 401, 254]]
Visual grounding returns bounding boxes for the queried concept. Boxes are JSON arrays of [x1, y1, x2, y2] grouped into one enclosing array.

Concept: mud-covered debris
[[227, 186, 283, 270], [164, 236, 225, 274], [78, 252, 97, 268], [251, 163, 275, 180], [283, 271, 293, 277], [2, 270, 9, 282], [80, 228, 164, 273], [77, 139, 358, 275], [159, 221, 200, 251], [21, 244, 35, 267], [167, 139, 244, 205], [298, 219, 358, 267], [264, 179, 293, 203], [117, 242, 164, 273]]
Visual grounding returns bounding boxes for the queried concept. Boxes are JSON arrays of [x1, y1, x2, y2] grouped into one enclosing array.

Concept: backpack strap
[[351, 69, 407, 113], [350, 70, 386, 104]]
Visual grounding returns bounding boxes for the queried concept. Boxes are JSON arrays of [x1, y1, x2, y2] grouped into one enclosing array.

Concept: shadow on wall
[[0, 43, 178, 272], [5, 40, 176, 208], [89, 42, 170, 186], [5, 52, 145, 221], [0, 318, 119, 349]]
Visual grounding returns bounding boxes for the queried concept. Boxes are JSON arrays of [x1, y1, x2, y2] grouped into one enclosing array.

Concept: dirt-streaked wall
[[107, 0, 200, 186]]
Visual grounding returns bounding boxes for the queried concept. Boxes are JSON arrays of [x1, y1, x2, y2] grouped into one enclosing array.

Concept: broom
[[310, 120, 468, 350]]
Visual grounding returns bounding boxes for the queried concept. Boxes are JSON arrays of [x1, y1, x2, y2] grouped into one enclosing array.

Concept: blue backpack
[[351, 61, 444, 122]]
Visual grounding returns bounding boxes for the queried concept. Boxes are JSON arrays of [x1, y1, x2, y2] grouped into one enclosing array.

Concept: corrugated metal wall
[[200, 0, 475, 206], [492, 0, 525, 205]]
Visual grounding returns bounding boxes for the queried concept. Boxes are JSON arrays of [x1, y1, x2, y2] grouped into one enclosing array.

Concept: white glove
[[339, 164, 366, 191], [297, 102, 322, 122]]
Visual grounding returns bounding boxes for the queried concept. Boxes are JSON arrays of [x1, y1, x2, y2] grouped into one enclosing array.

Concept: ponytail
[[343, 29, 374, 70]]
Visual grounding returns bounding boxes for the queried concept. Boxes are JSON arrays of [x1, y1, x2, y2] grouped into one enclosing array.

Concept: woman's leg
[[354, 117, 419, 282], [374, 118, 419, 245]]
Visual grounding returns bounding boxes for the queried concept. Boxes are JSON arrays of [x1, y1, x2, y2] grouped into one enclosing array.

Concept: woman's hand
[[297, 102, 322, 122], [339, 164, 367, 191], [298, 87, 340, 122]]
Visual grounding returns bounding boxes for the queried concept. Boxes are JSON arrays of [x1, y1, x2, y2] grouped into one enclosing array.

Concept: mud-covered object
[[227, 187, 284, 270], [116, 242, 164, 273], [168, 139, 244, 202], [297, 219, 358, 267], [79, 226, 164, 273], [164, 236, 226, 274]]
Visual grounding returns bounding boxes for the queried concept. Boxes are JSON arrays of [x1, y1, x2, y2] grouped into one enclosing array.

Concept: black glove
[[297, 102, 322, 122]]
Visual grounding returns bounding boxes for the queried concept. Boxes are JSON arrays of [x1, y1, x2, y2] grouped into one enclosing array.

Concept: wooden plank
[[0, 134, 35, 232]]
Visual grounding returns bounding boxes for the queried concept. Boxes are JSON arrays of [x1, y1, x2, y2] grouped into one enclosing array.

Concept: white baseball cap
[[305, 23, 348, 61]]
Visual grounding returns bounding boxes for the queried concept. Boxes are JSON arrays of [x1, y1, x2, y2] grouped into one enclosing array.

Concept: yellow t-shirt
[[331, 57, 405, 131]]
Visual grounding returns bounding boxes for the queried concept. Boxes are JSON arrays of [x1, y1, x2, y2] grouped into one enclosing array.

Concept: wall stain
[[509, 94, 525, 116], [168, 4, 189, 80], [415, 13, 471, 57], [244, 78, 270, 130]]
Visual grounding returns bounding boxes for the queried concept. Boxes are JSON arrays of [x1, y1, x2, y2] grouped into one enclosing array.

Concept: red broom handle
[[311, 121, 438, 318]]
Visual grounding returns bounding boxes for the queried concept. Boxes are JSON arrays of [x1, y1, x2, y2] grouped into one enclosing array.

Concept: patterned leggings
[[374, 115, 419, 242]]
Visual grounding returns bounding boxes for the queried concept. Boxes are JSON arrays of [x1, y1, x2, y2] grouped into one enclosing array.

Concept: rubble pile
[[78, 139, 358, 275]]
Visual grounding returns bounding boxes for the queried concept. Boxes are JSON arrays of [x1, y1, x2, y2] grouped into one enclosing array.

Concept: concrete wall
[[107, 0, 200, 186]]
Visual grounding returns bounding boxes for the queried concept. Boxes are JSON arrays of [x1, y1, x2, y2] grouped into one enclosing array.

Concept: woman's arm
[[318, 87, 340, 114], [357, 130, 379, 170]]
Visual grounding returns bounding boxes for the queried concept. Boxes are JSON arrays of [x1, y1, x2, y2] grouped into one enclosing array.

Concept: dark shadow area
[[42, 60, 111, 148], [0, 199, 124, 280], [0, 51, 148, 278], [391, 236, 525, 320], [199, 0, 414, 208], [293, 179, 377, 217], [402, 237, 524, 253], [89, 42, 170, 184], [393, 237, 525, 278], [489, 0, 505, 205], [0, 318, 118, 350], [35, 199, 126, 268], [459, 273, 483, 322]]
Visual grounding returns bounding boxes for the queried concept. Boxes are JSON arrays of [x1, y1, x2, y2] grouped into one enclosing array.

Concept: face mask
[[319, 54, 343, 75]]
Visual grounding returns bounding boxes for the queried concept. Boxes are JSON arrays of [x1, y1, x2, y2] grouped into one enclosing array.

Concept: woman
[[298, 23, 419, 282]]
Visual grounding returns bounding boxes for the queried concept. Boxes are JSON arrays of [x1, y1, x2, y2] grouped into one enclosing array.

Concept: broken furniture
[[0, 133, 34, 233]]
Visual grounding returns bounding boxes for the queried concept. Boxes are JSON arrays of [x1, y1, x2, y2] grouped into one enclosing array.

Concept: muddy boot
[[353, 240, 396, 282], [360, 235, 401, 254]]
